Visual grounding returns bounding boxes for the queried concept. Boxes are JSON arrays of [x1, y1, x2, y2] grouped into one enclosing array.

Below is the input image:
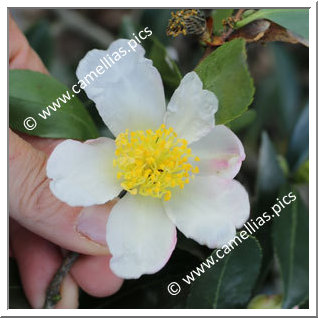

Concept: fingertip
[[71, 255, 123, 298]]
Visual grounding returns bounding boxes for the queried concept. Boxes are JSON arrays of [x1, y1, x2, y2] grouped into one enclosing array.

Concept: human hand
[[9, 14, 123, 308]]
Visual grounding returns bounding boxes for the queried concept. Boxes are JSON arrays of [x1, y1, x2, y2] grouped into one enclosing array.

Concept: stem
[[234, 9, 245, 21], [43, 251, 79, 309], [221, 9, 246, 41], [234, 9, 274, 29]]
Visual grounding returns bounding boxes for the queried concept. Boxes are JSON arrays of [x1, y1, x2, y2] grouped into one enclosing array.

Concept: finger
[[10, 219, 79, 309], [16, 133, 63, 156], [9, 13, 48, 74], [71, 255, 123, 298], [9, 129, 116, 255]]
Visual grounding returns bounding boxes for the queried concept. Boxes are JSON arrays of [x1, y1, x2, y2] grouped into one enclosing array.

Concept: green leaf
[[187, 236, 262, 308], [212, 9, 234, 35], [195, 39, 254, 125], [277, 155, 290, 177], [272, 186, 309, 308], [227, 109, 256, 132], [149, 37, 182, 89], [287, 104, 309, 171], [293, 160, 309, 183], [272, 44, 302, 136], [241, 9, 257, 19], [235, 9, 309, 40], [256, 132, 286, 200], [9, 70, 99, 140], [247, 294, 283, 309], [244, 44, 302, 145], [252, 132, 286, 292]]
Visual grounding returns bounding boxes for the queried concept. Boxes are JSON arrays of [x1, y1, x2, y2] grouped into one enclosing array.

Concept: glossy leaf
[[293, 160, 309, 183], [9, 69, 99, 140], [272, 186, 309, 308], [187, 236, 262, 308], [244, 44, 302, 144], [149, 37, 182, 89], [227, 109, 256, 132], [272, 45, 302, 136], [252, 132, 286, 292], [247, 294, 283, 309], [236, 9, 309, 40], [287, 104, 309, 171], [195, 39, 255, 125], [256, 132, 286, 200]]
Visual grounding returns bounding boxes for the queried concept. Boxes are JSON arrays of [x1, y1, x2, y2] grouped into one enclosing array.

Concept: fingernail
[[76, 202, 117, 246]]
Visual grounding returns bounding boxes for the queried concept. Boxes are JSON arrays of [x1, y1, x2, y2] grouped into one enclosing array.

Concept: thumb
[[9, 129, 116, 255], [9, 12, 48, 74]]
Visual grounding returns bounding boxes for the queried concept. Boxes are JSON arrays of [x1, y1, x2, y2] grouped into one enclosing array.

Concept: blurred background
[[9, 8, 309, 309]]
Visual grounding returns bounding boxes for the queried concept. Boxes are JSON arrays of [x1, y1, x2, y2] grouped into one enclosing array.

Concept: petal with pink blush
[[190, 125, 246, 179], [106, 195, 177, 279], [163, 175, 250, 249]]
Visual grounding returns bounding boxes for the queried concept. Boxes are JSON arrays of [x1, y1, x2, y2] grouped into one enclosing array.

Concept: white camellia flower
[[47, 39, 250, 279]]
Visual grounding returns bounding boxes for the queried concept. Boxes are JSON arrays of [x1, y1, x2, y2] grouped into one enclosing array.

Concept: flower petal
[[106, 195, 177, 279], [163, 176, 250, 249], [164, 71, 218, 144], [47, 138, 121, 207], [76, 39, 166, 136], [190, 125, 245, 179]]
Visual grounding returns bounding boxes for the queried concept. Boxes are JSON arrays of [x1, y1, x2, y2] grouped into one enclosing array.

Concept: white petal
[[76, 39, 166, 136], [47, 138, 121, 207], [164, 71, 218, 144], [106, 195, 177, 279], [190, 125, 245, 179], [163, 176, 250, 249]]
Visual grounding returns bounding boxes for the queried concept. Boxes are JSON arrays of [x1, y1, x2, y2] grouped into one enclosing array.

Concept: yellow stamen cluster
[[166, 9, 206, 38], [113, 124, 200, 201]]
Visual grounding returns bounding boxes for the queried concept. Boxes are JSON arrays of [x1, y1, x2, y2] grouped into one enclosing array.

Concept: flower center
[[113, 124, 200, 201]]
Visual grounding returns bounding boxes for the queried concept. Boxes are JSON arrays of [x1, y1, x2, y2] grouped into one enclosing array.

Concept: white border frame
[[3, 1, 316, 316]]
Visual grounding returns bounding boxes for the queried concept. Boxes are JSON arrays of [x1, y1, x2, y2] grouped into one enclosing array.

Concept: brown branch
[[234, 8, 245, 20], [221, 9, 246, 41], [43, 251, 79, 309]]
